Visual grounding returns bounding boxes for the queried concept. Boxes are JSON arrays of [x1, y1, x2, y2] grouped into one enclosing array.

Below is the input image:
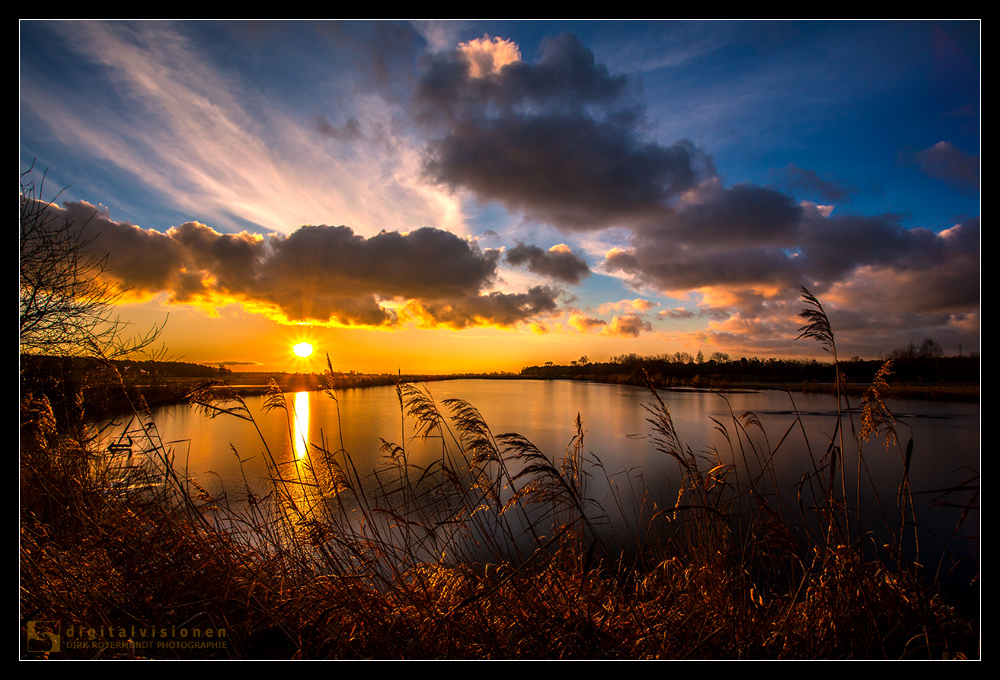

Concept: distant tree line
[[879, 337, 949, 360], [521, 340, 979, 389]]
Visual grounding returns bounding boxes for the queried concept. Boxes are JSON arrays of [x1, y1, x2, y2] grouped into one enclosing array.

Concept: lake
[[104, 378, 980, 606]]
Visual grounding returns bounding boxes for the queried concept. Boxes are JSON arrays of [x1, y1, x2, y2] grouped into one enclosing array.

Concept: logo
[[25, 620, 229, 656], [26, 621, 60, 653]]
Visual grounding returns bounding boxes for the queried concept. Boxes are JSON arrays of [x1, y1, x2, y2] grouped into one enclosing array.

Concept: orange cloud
[[34, 199, 565, 332]]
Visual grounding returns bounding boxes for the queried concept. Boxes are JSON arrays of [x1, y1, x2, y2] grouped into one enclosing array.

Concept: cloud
[[21, 21, 463, 238], [659, 307, 696, 319], [771, 163, 858, 203], [21, 25, 980, 360], [457, 35, 522, 77], [404, 285, 561, 330], [598, 298, 658, 314], [664, 180, 804, 247], [908, 141, 979, 193], [316, 114, 363, 141], [823, 217, 980, 316], [416, 32, 713, 231], [599, 189, 979, 356], [600, 314, 654, 338], [505, 242, 591, 284], [602, 182, 973, 297], [411, 30, 979, 354], [659, 217, 980, 358], [37, 199, 561, 330], [568, 314, 608, 333], [408, 30, 978, 356]]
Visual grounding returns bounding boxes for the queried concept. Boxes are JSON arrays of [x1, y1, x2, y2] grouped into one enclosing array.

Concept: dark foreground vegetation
[[20, 289, 980, 659]]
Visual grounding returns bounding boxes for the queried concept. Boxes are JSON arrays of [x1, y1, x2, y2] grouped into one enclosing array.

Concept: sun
[[292, 341, 314, 358]]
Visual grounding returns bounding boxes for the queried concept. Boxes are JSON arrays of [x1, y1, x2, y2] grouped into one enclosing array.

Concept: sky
[[19, 20, 981, 375]]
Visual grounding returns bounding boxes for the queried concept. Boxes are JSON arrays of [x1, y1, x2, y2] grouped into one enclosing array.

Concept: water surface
[[109, 378, 979, 602]]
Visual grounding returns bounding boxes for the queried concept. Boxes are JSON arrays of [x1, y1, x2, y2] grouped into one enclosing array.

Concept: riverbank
[[133, 371, 468, 407], [134, 371, 979, 410]]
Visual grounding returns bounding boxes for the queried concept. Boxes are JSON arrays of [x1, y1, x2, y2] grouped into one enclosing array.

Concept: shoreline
[[134, 371, 980, 409]]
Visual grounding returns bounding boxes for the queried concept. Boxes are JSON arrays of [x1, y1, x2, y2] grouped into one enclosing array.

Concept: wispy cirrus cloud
[[21, 21, 464, 238]]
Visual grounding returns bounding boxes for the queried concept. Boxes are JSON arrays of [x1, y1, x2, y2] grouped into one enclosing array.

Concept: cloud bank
[[39, 200, 563, 331]]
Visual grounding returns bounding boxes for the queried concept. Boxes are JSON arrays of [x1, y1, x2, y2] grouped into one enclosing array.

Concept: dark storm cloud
[[505, 242, 591, 284], [30, 200, 560, 329], [606, 242, 799, 292], [416, 32, 712, 231], [167, 221, 268, 293], [602, 181, 809, 291]]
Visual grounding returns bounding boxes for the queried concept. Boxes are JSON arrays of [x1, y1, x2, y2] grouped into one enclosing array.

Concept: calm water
[[107, 378, 979, 601]]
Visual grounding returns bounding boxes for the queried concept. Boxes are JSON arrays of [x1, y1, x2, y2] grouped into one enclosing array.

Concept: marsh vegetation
[[20, 288, 979, 659]]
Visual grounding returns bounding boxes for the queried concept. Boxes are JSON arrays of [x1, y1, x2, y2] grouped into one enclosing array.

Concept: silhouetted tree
[[19, 164, 163, 360], [918, 337, 944, 358]]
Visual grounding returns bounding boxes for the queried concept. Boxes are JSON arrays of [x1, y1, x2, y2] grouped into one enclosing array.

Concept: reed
[[20, 289, 978, 659]]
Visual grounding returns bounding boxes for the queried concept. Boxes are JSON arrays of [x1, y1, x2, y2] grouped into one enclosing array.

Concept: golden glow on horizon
[[115, 298, 758, 376], [293, 342, 314, 358]]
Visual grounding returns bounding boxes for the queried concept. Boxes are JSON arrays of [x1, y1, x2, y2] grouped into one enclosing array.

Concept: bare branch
[[19, 164, 165, 361]]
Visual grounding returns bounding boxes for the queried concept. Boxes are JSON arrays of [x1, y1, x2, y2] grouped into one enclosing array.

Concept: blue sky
[[19, 20, 980, 372]]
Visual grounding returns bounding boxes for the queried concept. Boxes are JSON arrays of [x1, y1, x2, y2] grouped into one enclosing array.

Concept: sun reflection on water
[[292, 391, 310, 460]]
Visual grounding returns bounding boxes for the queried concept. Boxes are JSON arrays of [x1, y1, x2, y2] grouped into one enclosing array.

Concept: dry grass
[[20, 291, 979, 659]]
